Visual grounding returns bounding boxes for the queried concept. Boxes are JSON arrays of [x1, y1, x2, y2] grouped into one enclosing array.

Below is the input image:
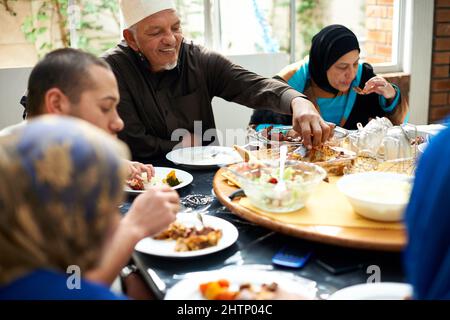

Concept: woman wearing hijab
[[0, 115, 130, 299], [403, 125, 450, 300], [250, 24, 409, 130]]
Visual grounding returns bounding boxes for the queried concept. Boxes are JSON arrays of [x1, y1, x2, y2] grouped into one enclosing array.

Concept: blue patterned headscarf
[[0, 115, 129, 285], [404, 125, 450, 299]]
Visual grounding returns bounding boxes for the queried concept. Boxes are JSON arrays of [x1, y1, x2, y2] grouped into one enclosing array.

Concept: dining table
[[121, 157, 407, 300]]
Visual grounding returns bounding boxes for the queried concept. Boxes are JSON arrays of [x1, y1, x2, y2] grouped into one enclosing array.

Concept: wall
[[365, 0, 395, 64], [0, 67, 31, 129], [429, 0, 450, 123], [0, 0, 37, 68]]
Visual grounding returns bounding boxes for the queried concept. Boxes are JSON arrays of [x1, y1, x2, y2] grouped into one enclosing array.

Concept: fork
[[196, 211, 205, 227]]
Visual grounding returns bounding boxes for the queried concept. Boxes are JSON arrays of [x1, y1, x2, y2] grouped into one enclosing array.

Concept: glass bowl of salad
[[227, 160, 327, 213]]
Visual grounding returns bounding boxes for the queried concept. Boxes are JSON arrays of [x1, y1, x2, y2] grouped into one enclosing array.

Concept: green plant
[[20, 0, 120, 57], [296, 0, 326, 59], [267, 0, 325, 59]]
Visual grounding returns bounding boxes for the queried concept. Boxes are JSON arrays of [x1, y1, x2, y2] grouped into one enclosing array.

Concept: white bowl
[[337, 172, 413, 222]]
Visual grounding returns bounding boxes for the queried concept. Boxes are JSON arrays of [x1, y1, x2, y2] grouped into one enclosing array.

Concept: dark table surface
[[121, 159, 406, 300]]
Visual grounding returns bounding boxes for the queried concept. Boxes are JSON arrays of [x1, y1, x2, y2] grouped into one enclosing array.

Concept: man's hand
[[291, 97, 334, 149], [181, 132, 202, 148], [122, 186, 179, 240], [127, 160, 155, 182], [173, 132, 203, 150]]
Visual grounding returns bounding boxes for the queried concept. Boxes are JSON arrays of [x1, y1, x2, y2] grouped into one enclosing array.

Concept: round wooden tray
[[213, 168, 406, 252]]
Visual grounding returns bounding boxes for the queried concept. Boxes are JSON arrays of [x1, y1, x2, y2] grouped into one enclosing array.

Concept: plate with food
[[134, 212, 239, 258], [251, 143, 356, 176], [255, 125, 348, 146], [125, 167, 193, 193], [166, 146, 241, 168], [329, 282, 412, 300], [164, 268, 318, 300]]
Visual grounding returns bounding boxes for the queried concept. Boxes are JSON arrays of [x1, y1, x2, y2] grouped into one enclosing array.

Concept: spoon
[[274, 145, 288, 197]]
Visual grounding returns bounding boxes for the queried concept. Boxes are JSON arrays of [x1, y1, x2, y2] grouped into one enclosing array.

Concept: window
[[218, 0, 289, 55], [181, 0, 407, 72], [176, 0, 205, 46], [0, 0, 408, 73]]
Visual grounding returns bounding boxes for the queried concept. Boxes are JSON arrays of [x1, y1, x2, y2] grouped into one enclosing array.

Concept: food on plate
[[260, 126, 302, 143], [126, 170, 182, 190], [198, 279, 309, 300], [154, 222, 222, 252], [292, 144, 342, 162], [410, 136, 425, 145], [126, 177, 145, 190], [162, 170, 181, 187], [290, 144, 356, 175], [258, 125, 348, 146], [252, 144, 355, 176], [199, 279, 279, 300]]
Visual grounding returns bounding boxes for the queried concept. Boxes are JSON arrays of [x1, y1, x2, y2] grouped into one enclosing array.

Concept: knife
[[146, 267, 167, 300]]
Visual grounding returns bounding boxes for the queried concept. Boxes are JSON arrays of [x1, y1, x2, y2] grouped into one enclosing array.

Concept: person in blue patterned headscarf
[[404, 125, 450, 300], [0, 115, 130, 299]]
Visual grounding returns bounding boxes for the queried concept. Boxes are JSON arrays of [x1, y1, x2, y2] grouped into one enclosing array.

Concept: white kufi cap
[[120, 0, 176, 28]]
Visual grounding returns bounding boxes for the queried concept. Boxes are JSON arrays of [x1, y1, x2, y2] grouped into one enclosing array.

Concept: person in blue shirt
[[403, 124, 450, 300], [0, 115, 132, 299], [250, 24, 409, 130]]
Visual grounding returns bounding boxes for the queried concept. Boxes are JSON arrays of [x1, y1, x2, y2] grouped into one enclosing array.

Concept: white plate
[[166, 146, 241, 168], [124, 167, 193, 194], [329, 282, 412, 300], [415, 124, 447, 137], [164, 268, 318, 300], [134, 212, 238, 258]]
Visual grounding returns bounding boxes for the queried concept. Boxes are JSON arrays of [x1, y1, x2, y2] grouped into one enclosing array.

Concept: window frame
[[202, 0, 410, 73], [372, 0, 407, 74]]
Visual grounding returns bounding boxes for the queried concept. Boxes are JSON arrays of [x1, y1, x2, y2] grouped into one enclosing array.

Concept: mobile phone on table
[[316, 253, 365, 275], [272, 245, 312, 269]]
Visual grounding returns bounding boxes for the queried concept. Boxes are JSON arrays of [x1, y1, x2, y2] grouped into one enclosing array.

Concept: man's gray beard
[[163, 61, 178, 70]]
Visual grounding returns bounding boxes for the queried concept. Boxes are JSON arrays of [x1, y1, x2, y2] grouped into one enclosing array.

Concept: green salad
[[244, 167, 309, 212]]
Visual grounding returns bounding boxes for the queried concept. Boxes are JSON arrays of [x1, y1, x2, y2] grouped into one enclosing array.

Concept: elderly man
[[2, 48, 179, 297], [103, 0, 333, 160]]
